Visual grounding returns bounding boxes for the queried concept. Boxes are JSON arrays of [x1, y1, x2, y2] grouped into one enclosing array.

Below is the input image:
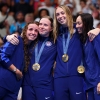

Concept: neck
[[40, 32, 50, 37]]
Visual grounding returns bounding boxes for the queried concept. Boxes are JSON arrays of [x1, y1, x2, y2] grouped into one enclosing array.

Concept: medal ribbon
[[35, 38, 48, 63], [63, 31, 70, 54]]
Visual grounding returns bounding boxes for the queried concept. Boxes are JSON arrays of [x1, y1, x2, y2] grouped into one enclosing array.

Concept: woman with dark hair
[[35, 8, 49, 22], [22, 16, 56, 100], [76, 13, 100, 100], [0, 21, 39, 100], [53, 5, 100, 100], [2, 15, 56, 100]]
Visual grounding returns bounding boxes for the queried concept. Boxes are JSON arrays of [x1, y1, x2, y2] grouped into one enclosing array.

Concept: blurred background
[[0, 0, 100, 38]]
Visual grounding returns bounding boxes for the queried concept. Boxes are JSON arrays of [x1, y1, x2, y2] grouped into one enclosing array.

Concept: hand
[[88, 28, 100, 41], [15, 69, 23, 80], [97, 82, 100, 94], [6, 34, 19, 45]]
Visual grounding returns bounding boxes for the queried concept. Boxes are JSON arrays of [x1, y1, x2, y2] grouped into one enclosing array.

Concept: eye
[[44, 24, 48, 26], [76, 22, 82, 25], [39, 23, 42, 26], [61, 11, 65, 15], [35, 29, 38, 32], [56, 13, 59, 17], [28, 28, 33, 31]]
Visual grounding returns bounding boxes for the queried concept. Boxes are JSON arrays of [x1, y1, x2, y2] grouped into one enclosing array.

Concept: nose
[[32, 30, 35, 34], [39, 24, 44, 29], [76, 23, 79, 28], [59, 13, 62, 18]]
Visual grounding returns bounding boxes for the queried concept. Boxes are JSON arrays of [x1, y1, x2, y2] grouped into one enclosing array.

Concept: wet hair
[[78, 13, 93, 43], [22, 21, 39, 72], [53, 5, 74, 42]]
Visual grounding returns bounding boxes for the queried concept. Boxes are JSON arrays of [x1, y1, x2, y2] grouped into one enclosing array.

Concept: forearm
[[8, 64, 17, 73]]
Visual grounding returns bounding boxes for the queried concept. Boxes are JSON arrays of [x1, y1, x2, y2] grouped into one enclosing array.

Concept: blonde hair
[[53, 5, 74, 42]]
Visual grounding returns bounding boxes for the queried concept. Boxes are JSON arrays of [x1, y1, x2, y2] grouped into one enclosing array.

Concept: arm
[[0, 41, 23, 80], [92, 34, 100, 94], [3, 33, 19, 45], [92, 34, 100, 62], [88, 28, 100, 41]]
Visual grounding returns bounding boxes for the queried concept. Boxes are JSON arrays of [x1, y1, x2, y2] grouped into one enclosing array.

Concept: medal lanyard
[[35, 38, 48, 63], [81, 61, 83, 66], [63, 32, 70, 54]]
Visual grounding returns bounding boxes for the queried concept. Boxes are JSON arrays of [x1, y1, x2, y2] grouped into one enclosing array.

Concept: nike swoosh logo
[[76, 92, 82, 94], [45, 97, 50, 99]]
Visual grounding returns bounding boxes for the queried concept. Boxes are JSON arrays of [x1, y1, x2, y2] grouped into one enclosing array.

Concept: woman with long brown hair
[[0, 21, 39, 100]]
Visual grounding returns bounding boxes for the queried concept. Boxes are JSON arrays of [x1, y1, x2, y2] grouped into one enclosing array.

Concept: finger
[[10, 40, 18, 45], [10, 38, 19, 45], [87, 32, 90, 36], [97, 90, 100, 94], [14, 34, 18, 38], [97, 87, 100, 94], [89, 33, 96, 41], [89, 33, 93, 41]]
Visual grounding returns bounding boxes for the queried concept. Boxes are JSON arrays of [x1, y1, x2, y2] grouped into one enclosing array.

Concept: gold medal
[[62, 54, 69, 62], [77, 66, 85, 74], [32, 63, 40, 71]]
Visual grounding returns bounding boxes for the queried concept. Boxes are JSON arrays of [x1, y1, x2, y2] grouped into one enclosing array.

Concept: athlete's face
[[39, 18, 52, 37], [76, 16, 83, 34], [26, 24, 38, 41], [56, 7, 67, 26]]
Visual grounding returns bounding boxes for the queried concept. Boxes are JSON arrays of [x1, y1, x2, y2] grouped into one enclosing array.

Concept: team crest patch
[[46, 41, 52, 46]]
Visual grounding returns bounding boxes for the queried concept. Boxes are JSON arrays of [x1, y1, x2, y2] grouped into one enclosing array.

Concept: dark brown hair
[[22, 21, 39, 72]]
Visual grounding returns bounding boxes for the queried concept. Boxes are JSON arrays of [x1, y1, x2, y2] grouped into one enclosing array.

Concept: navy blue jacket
[[54, 26, 83, 78], [83, 34, 100, 90], [22, 36, 57, 90], [0, 36, 24, 93]]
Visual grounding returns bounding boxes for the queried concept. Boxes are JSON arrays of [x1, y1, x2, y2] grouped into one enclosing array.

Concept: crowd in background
[[0, 0, 100, 40], [0, 0, 100, 100]]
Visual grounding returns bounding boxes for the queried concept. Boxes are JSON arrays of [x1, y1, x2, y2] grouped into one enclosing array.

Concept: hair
[[39, 16, 55, 42], [38, 8, 49, 18], [0, 35, 4, 47], [0, 3, 8, 11], [22, 21, 39, 72], [78, 13, 93, 43], [80, 0, 87, 4], [53, 5, 74, 42]]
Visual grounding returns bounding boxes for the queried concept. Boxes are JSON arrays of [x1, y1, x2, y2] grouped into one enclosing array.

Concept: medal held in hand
[[77, 65, 85, 74], [62, 54, 69, 62], [32, 63, 40, 71]]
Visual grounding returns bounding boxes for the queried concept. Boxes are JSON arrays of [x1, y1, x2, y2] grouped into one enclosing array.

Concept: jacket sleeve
[[0, 42, 17, 69], [93, 33, 100, 62], [3, 36, 7, 43], [92, 33, 100, 83]]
